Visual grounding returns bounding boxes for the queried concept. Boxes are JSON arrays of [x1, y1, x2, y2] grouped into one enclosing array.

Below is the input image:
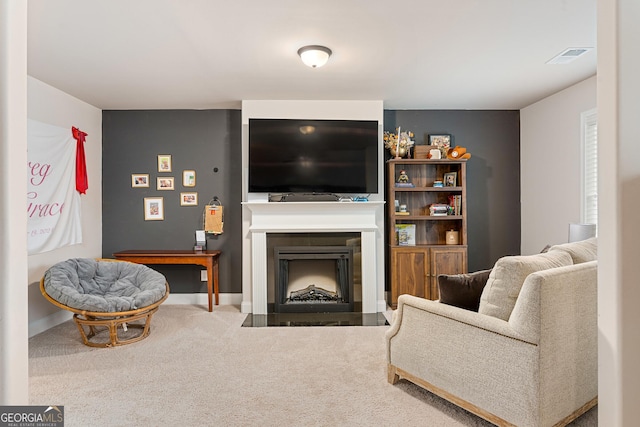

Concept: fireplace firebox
[[274, 246, 354, 313]]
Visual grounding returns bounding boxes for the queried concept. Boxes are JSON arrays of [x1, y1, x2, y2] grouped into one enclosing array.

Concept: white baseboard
[[165, 292, 242, 306], [241, 301, 253, 314], [29, 310, 73, 338], [28, 293, 243, 337]]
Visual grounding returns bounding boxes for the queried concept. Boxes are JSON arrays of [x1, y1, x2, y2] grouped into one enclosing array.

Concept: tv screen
[[248, 119, 378, 194]]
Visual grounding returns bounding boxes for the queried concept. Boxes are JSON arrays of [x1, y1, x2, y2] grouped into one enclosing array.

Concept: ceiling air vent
[[546, 47, 594, 65]]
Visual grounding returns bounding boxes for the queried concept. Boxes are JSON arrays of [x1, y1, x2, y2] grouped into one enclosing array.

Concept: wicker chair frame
[[40, 259, 169, 348]]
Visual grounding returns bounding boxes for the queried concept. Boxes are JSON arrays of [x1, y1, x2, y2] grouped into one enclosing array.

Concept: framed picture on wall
[[157, 154, 172, 172], [157, 177, 175, 190], [183, 170, 196, 187], [144, 197, 164, 220], [131, 174, 149, 188], [180, 192, 198, 206]]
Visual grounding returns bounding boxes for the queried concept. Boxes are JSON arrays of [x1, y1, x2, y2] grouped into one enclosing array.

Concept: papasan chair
[[40, 258, 169, 348]]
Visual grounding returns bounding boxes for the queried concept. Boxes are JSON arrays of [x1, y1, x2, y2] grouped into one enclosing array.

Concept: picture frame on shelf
[[180, 192, 198, 206], [157, 177, 175, 190], [131, 174, 149, 188], [144, 197, 164, 221], [395, 224, 416, 246], [444, 172, 457, 187], [157, 154, 172, 172], [183, 170, 196, 187], [429, 134, 452, 148]]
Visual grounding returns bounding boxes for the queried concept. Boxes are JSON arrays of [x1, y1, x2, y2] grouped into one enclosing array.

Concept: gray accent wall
[[384, 110, 521, 272], [102, 110, 242, 293], [102, 109, 518, 295]]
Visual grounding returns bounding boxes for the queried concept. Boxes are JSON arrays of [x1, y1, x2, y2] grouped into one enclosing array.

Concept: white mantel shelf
[[242, 201, 385, 315], [245, 201, 383, 232]]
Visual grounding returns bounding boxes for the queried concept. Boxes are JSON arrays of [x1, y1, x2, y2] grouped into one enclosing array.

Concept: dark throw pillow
[[438, 269, 492, 312]]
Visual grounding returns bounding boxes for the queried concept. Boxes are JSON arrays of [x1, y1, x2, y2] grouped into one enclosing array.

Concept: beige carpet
[[29, 304, 597, 426]]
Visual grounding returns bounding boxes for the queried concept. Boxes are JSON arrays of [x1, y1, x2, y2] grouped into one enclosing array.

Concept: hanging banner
[[27, 119, 82, 254]]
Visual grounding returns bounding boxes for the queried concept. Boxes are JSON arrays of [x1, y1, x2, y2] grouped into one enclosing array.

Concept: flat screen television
[[248, 118, 379, 194]]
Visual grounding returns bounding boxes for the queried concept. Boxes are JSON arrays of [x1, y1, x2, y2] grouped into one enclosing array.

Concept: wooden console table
[[113, 250, 221, 312]]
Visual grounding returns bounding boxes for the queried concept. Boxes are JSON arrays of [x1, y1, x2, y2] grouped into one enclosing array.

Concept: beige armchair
[[386, 239, 597, 426]]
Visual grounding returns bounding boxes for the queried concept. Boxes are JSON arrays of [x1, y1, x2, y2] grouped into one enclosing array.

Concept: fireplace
[[274, 246, 353, 313], [242, 200, 385, 315]]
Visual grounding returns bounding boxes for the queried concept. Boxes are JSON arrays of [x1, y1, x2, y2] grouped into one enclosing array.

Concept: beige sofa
[[386, 238, 597, 427]]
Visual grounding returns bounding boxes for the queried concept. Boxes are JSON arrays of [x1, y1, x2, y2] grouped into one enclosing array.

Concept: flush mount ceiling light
[[297, 45, 332, 68]]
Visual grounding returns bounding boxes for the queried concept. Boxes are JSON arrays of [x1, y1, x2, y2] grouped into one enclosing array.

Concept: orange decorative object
[[447, 146, 471, 160]]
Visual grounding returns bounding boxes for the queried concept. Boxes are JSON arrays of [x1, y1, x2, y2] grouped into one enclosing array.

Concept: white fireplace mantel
[[241, 201, 385, 314]]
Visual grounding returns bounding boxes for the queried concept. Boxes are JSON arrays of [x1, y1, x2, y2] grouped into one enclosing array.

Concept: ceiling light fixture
[[297, 45, 332, 68]]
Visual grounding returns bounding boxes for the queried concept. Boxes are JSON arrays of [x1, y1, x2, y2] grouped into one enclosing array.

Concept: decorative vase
[[390, 146, 408, 158]]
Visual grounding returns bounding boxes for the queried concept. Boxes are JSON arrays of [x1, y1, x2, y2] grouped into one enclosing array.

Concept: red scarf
[[72, 126, 88, 194]]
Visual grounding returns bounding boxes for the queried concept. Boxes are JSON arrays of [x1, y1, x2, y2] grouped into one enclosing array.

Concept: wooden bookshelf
[[387, 159, 468, 307]]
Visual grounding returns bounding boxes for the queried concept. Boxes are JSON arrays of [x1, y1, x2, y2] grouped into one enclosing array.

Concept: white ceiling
[[27, 0, 597, 111]]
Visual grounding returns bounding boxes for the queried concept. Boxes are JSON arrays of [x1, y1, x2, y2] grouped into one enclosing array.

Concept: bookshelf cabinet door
[[390, 247, 428, 308], [429, 247, 468, 300]]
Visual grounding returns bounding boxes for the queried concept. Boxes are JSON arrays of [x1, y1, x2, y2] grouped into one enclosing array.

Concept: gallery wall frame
[[157, 177, 175, 190], [183, 170, 196, 187], [157, 154, 172, 172], [144, 197, 164, 220], [131, 174, 149, 188], [180, 192, 198, 206]]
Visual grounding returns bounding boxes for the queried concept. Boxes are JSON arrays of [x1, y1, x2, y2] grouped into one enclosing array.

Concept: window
[[581, 109, 598, 228]]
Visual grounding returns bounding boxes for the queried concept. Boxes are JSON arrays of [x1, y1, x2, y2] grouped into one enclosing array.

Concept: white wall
[[520, 76, 596, 254], [27, 77, 102, 337], [0, 0, 29, 405]]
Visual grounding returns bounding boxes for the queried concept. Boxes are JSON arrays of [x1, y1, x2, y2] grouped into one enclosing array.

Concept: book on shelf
[[395, 182, 415, 187], [448, 195, 462, 215], [395, 224, 416, 246], [429, 203, 449, 216], [395, 211, 411, 216]]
